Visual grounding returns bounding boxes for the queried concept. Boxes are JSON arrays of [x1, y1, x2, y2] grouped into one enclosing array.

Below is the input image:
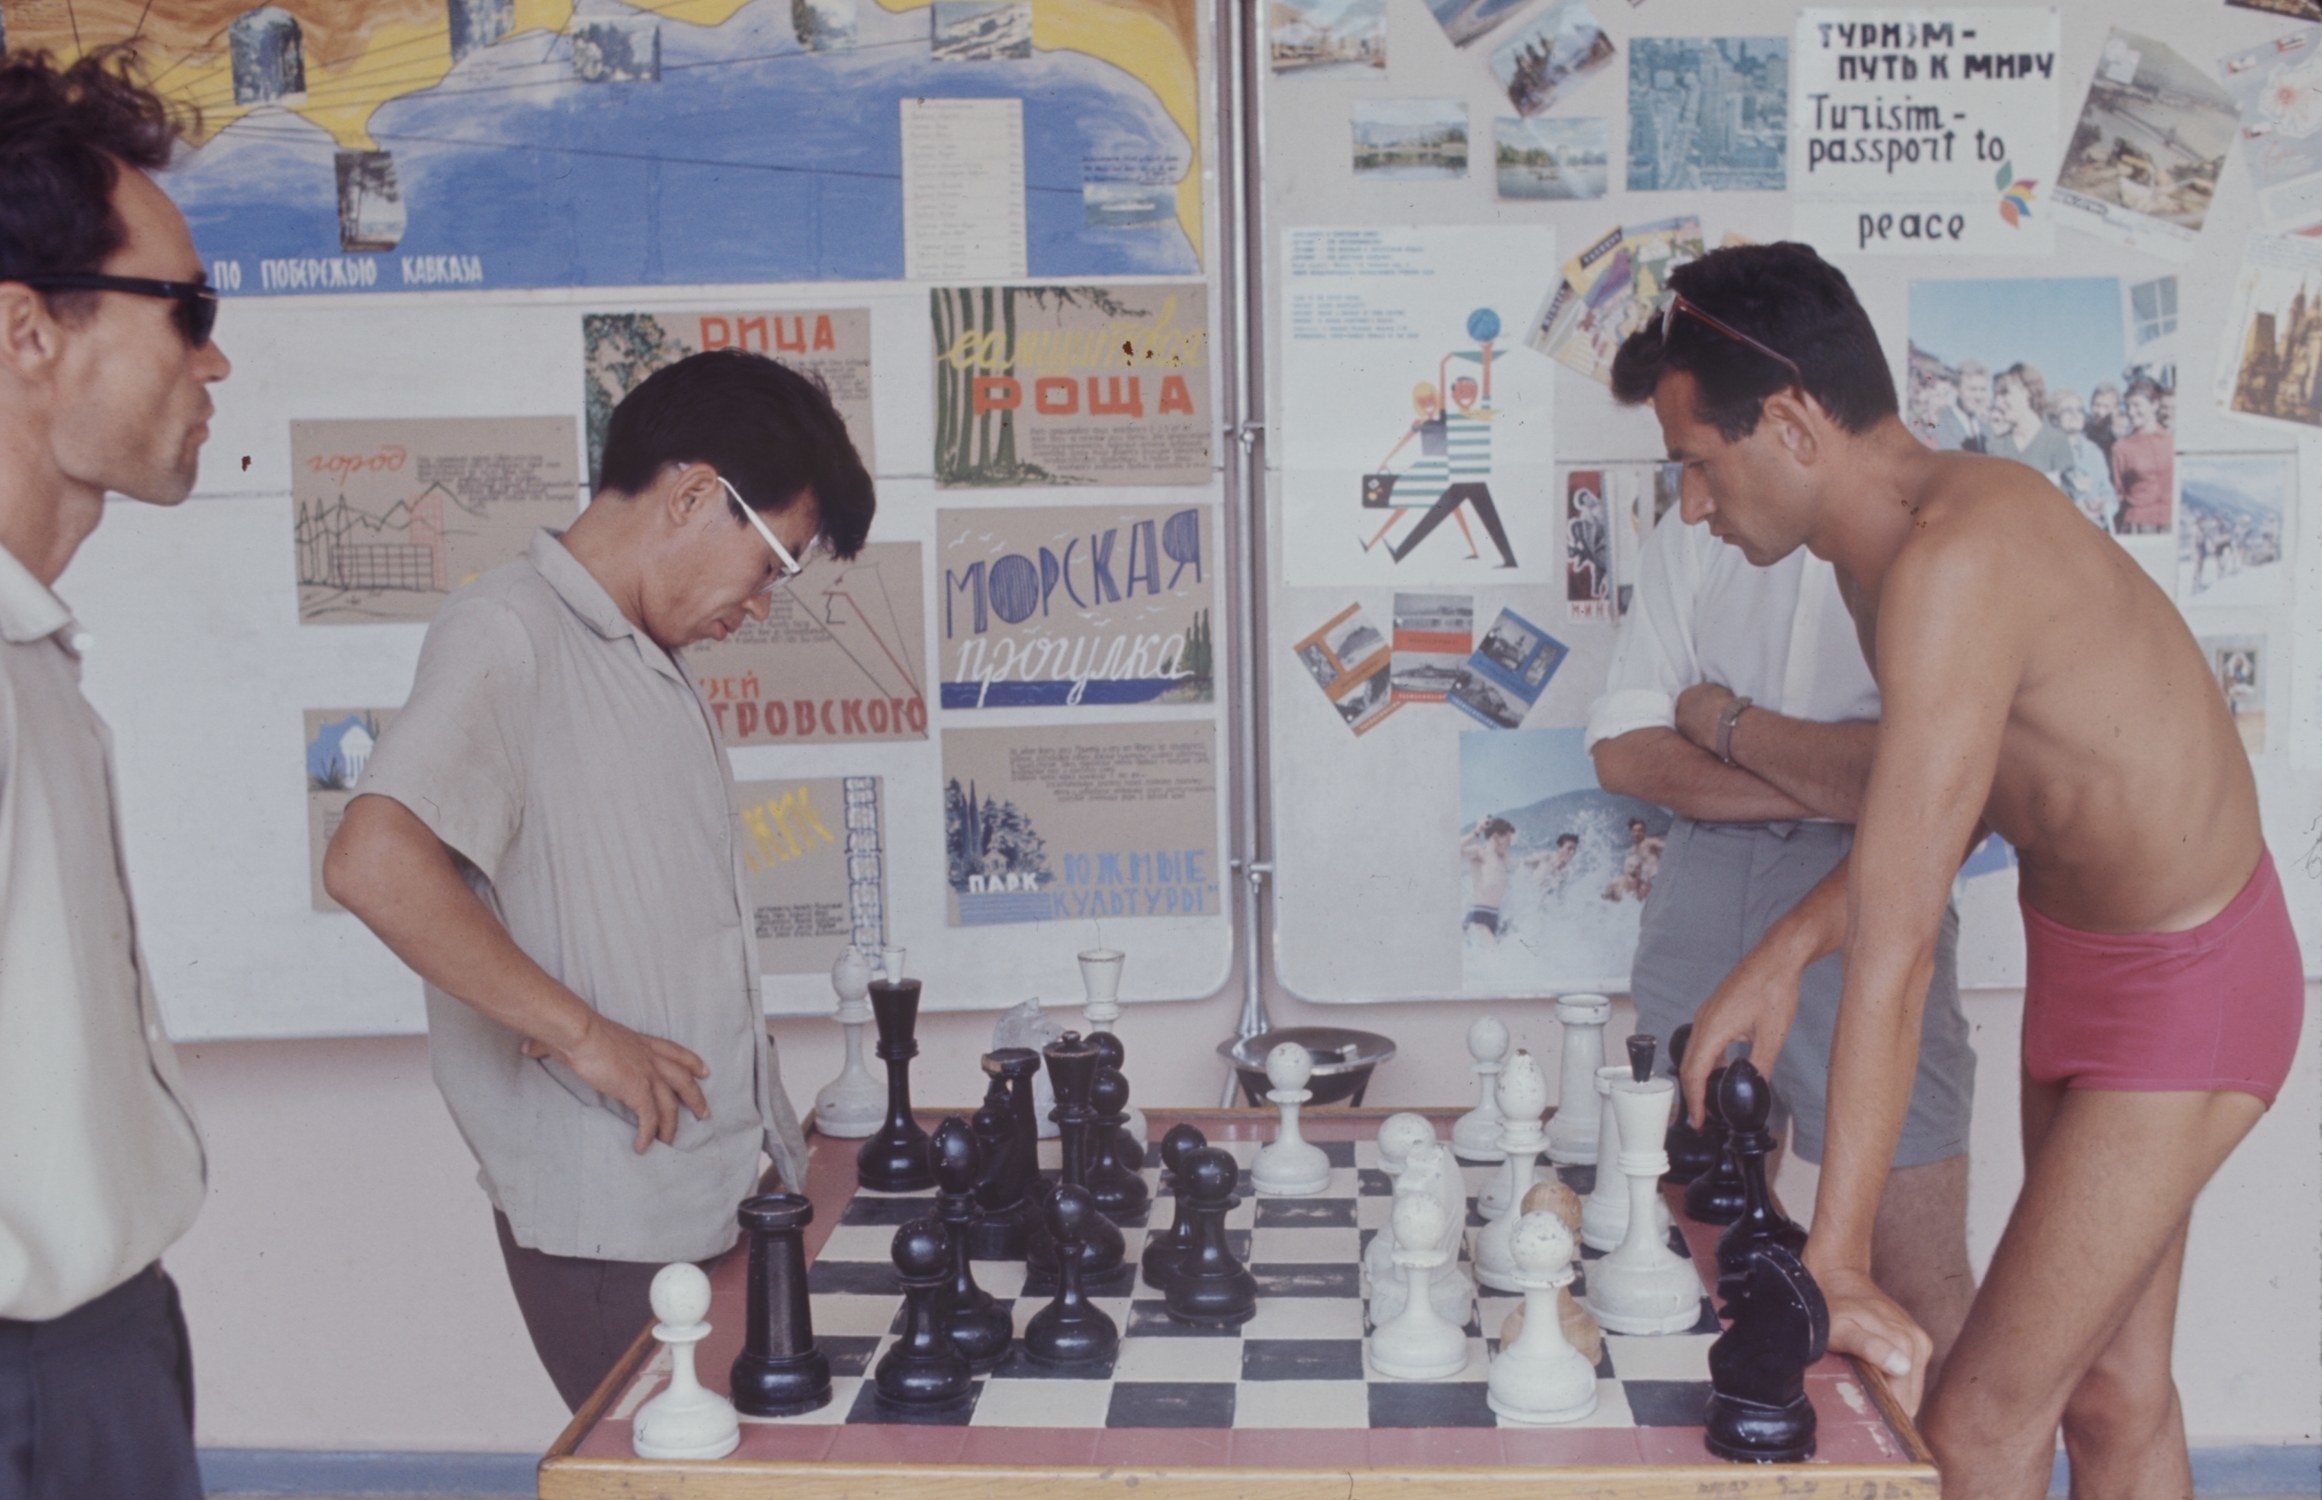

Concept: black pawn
[[1684, 1062, 1749, 1225], [1705, 1242, 1829, 1463], [730, 1193, 830, 1417], [872, 1219, 974, 1410], [1163, 1145, 1257, 1328], [1026, 1032, 1125, 1276], [1023, 1183, 1120, 1367], [1083, 1067, 1150, 1220], [856, 975, 932, 1193], [968, 1047, 1041, 1260], [930, 1116, 1013, 1371], [1663, 1024, 1720, 1185], [1141, 1123, 1208, 1292], [1715, 1059, 1809, 1288], [1087, 1031, 1146, 1172]]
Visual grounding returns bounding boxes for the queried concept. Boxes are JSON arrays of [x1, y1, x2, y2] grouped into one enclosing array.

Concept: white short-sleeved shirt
[[0, 548, 205, 1321], [1585, 509, 1879, 757], [359, 531, 807, 1263]]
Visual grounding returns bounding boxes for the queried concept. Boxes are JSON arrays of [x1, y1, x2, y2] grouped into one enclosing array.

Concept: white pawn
[[1488, 1212, 1599, 1424], [632, 1264, 740, 1460], [1546, 994, 1612, 1165], [1579, 1063, 1672, 1251], [811, 947, 884, 1138], [1366, 1113, 1438, 1290], [1473, 1049, 1549, 1293], [1251, 1041, 1332, 1196], [1583, 1076, 1705, 1335], [1367, 1140, 1473, 1324], [1451, 1016, 1509, 1162], [1366, 1192, 1470, 1380]]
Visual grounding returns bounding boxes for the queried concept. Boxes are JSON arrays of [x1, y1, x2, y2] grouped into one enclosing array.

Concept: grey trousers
[[494, 1211, 666, 1414], [0, 1265, 201, 1500]]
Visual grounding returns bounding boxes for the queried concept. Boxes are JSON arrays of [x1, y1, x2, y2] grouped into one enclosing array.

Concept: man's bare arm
[[322, 793, 710, 1154], [1672, 682, 1880, 821], [1592, 727, 1817, 823]]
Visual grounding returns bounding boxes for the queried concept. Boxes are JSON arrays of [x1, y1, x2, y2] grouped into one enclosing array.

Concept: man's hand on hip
[[524, 1014, 711, 1154]]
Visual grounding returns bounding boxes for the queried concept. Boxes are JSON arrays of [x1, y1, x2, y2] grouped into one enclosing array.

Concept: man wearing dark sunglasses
[[0, 48, 230, 1500], [1610, 243, 2298, 1499]]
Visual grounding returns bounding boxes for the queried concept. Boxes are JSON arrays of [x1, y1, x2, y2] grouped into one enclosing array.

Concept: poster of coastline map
[[11, 0, 1202, 290]]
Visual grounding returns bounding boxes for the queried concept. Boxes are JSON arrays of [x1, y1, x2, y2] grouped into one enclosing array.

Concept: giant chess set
[[607, 948, 1869, 1470]]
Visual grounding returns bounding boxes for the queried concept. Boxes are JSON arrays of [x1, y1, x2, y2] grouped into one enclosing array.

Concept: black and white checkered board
[[655, 1136, 1725, 1433]]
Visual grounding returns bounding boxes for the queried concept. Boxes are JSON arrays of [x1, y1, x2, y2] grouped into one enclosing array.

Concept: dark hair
[[0, 48, 185, 320], [1556, 833, 1578, 847], [599, 348, 876, 559], [1479, 817, 1514, 839], [1610, 242, 1897, 442]]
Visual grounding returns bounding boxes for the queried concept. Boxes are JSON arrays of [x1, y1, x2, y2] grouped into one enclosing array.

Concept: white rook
[[1546, 994, 1610, 1165]]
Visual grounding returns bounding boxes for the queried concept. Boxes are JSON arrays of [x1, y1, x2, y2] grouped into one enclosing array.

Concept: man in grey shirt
[[327, 350, 874, 1410]]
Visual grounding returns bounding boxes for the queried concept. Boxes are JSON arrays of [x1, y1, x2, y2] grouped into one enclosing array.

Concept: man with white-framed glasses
[[0, 47, 229, 1500], [326, 349, 874, 1410]]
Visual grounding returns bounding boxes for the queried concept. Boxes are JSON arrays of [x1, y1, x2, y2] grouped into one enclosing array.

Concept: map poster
[[734, 775, 888, 974], [1280, 226, 1557, 587], [291, 416, 577, 626], [939, 503, 1216, 709], [305, 707, 398, 913], [685, 541, 928, 747], [941, 722, 1222, 928], [931, 283, 1212, 486], [28, 1, 1200, 289], [1792, 10, 2060, 257], [582, 309, 876, 487]]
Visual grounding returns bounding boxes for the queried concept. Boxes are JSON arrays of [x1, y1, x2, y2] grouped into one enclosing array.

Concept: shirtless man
[[1601, 816, 1663, 902], [1461, 816, 1519, 944], [1609, 243, 2302, 1499]]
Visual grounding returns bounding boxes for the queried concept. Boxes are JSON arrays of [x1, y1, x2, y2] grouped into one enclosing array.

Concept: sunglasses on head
[[1658, 290, 1802, 390], [10, 272, 220, 347]]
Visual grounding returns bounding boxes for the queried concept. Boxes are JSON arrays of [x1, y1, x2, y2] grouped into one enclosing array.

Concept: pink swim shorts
[[2020, 850, 2305, 1107]]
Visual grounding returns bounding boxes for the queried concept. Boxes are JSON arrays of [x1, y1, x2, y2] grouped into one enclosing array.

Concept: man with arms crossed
[[327, 350, 875, 1410], [1609, 243, 2301, 1498], [1586, 482, 1976, 1385], [0, 49, 228, 1499]]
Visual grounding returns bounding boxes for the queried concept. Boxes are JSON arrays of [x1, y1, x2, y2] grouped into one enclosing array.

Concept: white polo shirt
[[1585, 508, 1879, 755], [0, 547, 206, 1321]]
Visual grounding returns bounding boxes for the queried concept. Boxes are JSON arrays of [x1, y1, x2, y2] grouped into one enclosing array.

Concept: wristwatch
[[1714, 696, 1754, 766]]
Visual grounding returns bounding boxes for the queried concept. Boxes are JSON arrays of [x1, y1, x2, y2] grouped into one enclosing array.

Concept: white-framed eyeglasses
[[717, 475, 818, 590]]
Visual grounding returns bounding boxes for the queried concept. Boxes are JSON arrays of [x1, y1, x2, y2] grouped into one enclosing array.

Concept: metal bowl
[[1217, 1026, 1397, 1108]]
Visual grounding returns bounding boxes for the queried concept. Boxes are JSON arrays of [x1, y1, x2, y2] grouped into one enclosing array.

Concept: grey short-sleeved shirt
[[359, 530, 809, 1263]]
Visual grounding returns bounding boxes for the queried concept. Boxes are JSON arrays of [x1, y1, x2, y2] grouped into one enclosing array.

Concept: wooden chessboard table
[[539, 1108, 1938, 1498]]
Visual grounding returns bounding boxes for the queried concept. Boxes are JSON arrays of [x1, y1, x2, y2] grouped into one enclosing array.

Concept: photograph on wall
[[2221, 27, 2322, 236], [2052, 29, 2239, 261], [1907, 277, 2176, 537], [292, 416, 577, 626], [1351, 100, 1469, 180], [582, 309, 876, 486], [1528, 217, 1706, 387], [1569, 460, 1683, 618], [1448, 607, 1567, 730], [1423, 0, 1530, 49], [1293, 602, 1399, 735], [1489, 1, 1616, 119], [930, 283, 1210, 486], [1459, 726, 1672, 993], [305, 708, 398, 912], [1270, 0, 1385, 74], [2199, 634, 2269, 754], [1791, 8, 2061, 257], [1563, 469, 1614, 623], [685, 541, 927, 746], [1391, 593, 1473, 705], [942, 722, 1222, 927], [735, 775, 887, 974], [1626, 36, 1788, 192], [1495, 117, 1609, 200], [2226, 0, 2322, 21], [2177, 453, 2295, 608], [1280, 225, 1559, 586], [940, 503, 1215, 708], [794, 0, 858, 51], [930, 0, 1031, 60], [2218, 230, 2322, 430]]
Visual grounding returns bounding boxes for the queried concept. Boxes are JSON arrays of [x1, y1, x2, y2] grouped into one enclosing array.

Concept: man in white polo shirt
[[326, 350, 875, 1410], [1586, 493, 1979, 1385], [0, 48, 227, 1500]]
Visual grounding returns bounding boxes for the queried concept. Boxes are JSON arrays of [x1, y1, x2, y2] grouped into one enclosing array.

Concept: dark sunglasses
[[10, 272, 220, 347], [1658, 291, 1801, 390]]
